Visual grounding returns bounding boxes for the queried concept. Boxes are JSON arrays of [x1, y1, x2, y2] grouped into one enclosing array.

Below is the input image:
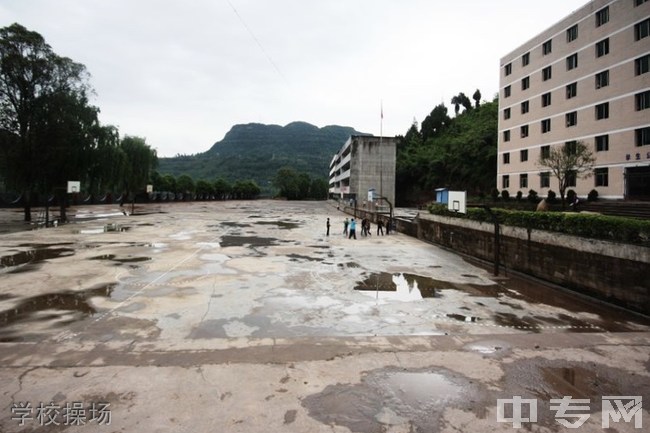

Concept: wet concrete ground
[[0, 200, 648, 432]]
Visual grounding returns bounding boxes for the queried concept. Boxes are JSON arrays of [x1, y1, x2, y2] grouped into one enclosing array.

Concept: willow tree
[[119, 135, 157, 214], [0, 23, 94, 221]]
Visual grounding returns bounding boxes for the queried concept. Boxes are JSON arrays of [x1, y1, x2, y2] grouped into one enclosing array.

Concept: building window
[[595, 70, 609, 88], [503, 130, 510, 142], [521, 125, 529, 138], [540, 172, 550, 188], [636, 54, 650, 75], [566, 82, 577, 99], [520, 174, 528, 189], [522, 76, 530, 90], [541, 119, 551, 133], [596, 102, 609, 120], [521, 149, 529, 162], [565, 141, 578, 154], [566, 171, 577, 188], [542, 66, 552, 81], [595, 168, 609, 187], [636, 18, 650, 40], [636, 0, 648, 6], [542, 92, 552, 107], [521, 100, 529, 114], [503, 152, 510, 163], [540, 145, 550, 159], [504, 108, 511, 120], [566, 111, 577, 127], [542, 39, 552, 55], [595, 135, 609, 152], [567, 24, 578, 42], [504, 85, 511, 98], [505, 63, 512, 76], [522, 52, 530, 66], [566, 53, 578, 70], [596, 6, 609, 27], [596, 38, 609, 57], [502, 175, 510, 189], [635, 90, 650, 110], [636, 127, 650, 146]]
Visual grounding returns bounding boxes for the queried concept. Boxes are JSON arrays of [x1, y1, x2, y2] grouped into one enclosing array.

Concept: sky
[[1, 0, 589, 157]]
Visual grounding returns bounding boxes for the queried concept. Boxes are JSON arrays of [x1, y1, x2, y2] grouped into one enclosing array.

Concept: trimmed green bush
[[428, 203, 650, 246], [588, 189, 599, 202]]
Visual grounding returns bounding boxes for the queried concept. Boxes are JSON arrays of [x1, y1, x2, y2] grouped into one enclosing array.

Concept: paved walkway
[[0, 200, 648, 432]]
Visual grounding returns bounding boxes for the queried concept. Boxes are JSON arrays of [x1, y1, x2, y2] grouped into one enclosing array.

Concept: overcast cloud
[[1, 0, 588, 157]]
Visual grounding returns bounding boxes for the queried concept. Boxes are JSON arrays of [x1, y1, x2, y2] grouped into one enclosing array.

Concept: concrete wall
[[339, 204, 650, 314], [350, 137, 396, 206]]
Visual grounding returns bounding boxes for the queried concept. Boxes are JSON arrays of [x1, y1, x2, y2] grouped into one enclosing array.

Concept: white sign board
[[368, 188, 375, 202], [448, 190, 467, 214], [146, 184, 153, 193], [67, 181, 81, 193]]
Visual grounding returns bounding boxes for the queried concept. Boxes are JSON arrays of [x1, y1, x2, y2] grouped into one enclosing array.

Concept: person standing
[[377, 220, 384, 236], [326, 218, 330, 236], [349, 218, 357, 239], [343, 218, 349, 236]]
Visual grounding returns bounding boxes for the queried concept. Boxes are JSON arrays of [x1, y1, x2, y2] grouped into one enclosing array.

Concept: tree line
[[0, 23, 157, 221], [396, 91, 498, 206], [150, 172, 261, 200]]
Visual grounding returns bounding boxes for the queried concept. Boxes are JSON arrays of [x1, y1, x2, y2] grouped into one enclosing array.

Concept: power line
[[226, 0, 288, 84]]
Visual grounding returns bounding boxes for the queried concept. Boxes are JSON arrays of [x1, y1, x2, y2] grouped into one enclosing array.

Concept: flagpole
[[380, 100, 383, 206]]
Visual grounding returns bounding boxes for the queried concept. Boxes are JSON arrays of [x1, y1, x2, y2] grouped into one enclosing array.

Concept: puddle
[[219, 235, 279, 248], [218, 222, 251, 228], [0, 247, 75, 271], [302, 367, 486, 433], [355, 272, 461, 299], [287, 254, 323, 262], [463, 339, 511, 356], [0, 283, 116, 341], [254, 220, 300, 230], [446, 313, 479, 323], [88, 254, 152, 264], [500, 358, 650, 427]]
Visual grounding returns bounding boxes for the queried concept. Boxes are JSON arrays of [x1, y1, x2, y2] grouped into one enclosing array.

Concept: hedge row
[[428, 203, 650, 246]]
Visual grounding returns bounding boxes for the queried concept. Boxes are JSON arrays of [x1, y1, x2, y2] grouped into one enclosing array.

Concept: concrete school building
[[328, 135, 397, 208], [497, 0, 650, 200]]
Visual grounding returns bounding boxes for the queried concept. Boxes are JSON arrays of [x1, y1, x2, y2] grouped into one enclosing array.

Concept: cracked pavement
[[0, 200, 648, 432]]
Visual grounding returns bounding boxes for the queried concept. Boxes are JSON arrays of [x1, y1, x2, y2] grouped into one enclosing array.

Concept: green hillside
[[157, 122, 365, 187]]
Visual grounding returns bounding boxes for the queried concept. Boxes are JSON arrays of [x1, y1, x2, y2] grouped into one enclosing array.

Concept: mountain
[[157, 122, 366, 188]]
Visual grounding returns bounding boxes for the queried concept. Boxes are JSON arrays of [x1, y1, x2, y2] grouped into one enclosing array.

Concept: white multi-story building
[[328, 135, 397, 206], [498, 0, 650, 199]]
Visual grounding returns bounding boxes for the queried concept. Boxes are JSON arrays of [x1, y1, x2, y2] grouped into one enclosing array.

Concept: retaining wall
[[340, 204, 650, 315]]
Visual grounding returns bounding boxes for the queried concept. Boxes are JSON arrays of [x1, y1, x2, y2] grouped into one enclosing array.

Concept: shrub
[[491, 188, 500, 201], [428, 204, 650, 246], [527, 189, 538, 203], [566, 189, 577, 204], [547, 190, 557, 204], [501, 190, 510, 200], [516, 191, 523, 202], [588, 189, 599, 202]]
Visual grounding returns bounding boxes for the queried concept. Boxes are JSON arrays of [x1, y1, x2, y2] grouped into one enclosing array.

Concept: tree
[[472, 89, 482, 108], [0, 23, 94, 220], [420, 104, 449, 142], [119, 136, 157, 212], [273, 167, 300, 199], [309, 178, 328, 200], [176, 174, 195, 198], [451, 93, 472, 116], [213, 177, 231, 200], [538, 141, 595, 207]]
